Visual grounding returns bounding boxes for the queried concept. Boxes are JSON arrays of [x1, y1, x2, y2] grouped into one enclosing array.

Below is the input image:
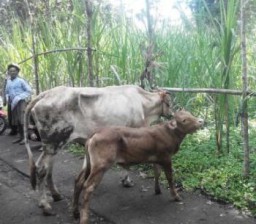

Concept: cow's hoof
[[155, 189, 162, 195], [121, 179, 134, 188], [43, 208, 56, 216], [52, 194, 63, 202], [73, 210, 80, 219]]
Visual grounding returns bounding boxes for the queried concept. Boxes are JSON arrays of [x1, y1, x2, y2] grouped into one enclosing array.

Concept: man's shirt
[[5, 77, 32, 109]]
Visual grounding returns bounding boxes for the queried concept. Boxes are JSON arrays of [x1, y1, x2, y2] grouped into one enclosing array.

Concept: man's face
[[8, 67, 19, 80]]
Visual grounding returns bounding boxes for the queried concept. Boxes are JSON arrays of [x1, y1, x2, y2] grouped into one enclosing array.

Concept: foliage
[[170, 127, 256, 215], [67, 143, 84, 157], [189, 0, 222, 26]]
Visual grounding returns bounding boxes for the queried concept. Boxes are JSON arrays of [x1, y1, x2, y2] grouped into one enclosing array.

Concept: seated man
[[4, 63, 32, 144]]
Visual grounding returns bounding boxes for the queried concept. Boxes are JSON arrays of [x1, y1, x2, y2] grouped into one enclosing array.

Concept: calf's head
[[169, 109, 204, 134]]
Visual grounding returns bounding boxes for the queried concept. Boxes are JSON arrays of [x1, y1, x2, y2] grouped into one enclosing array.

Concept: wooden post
[[31, 20, 39, 95], [85, 0, 94, 87], [26, 0, 40, 95], [240, 0, 249, 178], [140, 0, 155, 89]]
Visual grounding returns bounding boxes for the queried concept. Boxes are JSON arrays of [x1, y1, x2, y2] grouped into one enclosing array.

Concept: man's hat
[[7, 63, 20, 72]]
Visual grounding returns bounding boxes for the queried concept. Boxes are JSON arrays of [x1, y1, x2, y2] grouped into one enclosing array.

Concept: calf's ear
[[168, 120, 177, 130]]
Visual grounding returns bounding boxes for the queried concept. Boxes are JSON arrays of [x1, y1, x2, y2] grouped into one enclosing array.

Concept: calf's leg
[[73, 153, 91, 219], [79, 143, 116, 224], [161, 160, 181, 201], [73, 168, 87, 219], [80, 169, 106, 224]]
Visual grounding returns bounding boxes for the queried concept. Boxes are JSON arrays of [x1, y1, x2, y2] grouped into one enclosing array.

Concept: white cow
[[24, 85, 172, 215]]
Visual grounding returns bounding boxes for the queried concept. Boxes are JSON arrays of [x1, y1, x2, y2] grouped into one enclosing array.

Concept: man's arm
[[21, 79, 32, 95]]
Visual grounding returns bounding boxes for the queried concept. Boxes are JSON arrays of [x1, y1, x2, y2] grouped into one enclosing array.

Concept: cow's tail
[[24, 92, 46, 190]]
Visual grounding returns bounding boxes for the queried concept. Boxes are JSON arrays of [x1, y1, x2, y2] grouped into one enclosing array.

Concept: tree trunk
[[26, 0, 40, 95], [224, 94, 230, 153], [145, 0, 154, 43], [140, 0, 155, 89], [32, 26, 39, 95], [215, 102, 223, 154], [85, 0, 94, 87], [240, 0, 249, 178]]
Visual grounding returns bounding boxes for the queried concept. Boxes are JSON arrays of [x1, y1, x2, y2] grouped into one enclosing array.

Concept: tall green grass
[[0, 0, 255, 150]]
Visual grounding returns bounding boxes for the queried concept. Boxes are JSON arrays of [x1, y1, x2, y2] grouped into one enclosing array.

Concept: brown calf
[[74, 109, 204, 224]]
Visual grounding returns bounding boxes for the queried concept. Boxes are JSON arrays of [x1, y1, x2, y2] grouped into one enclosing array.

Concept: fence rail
[[161, 87, 256, 96]]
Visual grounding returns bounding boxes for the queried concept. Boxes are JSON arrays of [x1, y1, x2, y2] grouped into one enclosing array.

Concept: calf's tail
[[24, 92, 46, 190], [84, 152, 91, 182], [84, 139, 92, 181]]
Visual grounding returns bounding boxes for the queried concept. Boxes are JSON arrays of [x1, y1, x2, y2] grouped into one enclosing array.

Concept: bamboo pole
[[240, 0, 249, 178], [18, 48, 96, 65]]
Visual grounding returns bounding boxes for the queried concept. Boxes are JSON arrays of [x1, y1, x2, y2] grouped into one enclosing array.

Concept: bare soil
[[0, 132, 255, 224]]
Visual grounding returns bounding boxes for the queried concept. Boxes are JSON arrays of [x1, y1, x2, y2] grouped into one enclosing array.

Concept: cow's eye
[[183, 119, 186, 123]]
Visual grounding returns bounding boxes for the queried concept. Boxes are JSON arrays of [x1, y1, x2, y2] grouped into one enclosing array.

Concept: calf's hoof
[[174, 195, 182, 202]]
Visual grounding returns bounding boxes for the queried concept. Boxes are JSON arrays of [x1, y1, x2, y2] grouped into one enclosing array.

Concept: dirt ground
[[0, 132, 255, 224]]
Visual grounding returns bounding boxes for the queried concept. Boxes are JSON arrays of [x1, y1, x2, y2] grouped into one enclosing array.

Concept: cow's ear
[[159, 91, 167, 100], [168, 120, 177, 130]]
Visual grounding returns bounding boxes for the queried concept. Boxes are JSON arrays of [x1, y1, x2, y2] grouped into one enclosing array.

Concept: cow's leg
[[161, 160, 181, 201], [35, 151, 45, 167], [46, 156, 62, 202], [153, 164, 162, 195], [36, 151, 47, 209], [29, 150, 45, 190], [80, 169, 105, 224], [37, 153, 56, 215]]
